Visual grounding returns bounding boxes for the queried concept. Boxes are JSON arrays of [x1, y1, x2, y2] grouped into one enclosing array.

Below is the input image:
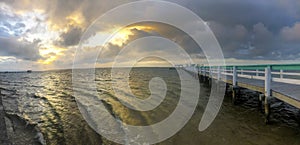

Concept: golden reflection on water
[[35, 71, 103, 145]]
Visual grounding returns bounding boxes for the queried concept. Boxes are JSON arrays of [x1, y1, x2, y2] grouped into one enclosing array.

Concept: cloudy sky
[[0, 0, 300, 71]]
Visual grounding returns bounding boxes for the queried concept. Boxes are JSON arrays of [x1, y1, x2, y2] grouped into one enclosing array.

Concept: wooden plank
[[237, 82, 265, 93], [272, 91, 300, 109]]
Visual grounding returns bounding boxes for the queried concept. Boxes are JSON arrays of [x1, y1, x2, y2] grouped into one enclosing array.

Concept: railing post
[[231, 66, 239, 105], [280, 69, 283, 79], [233, 66, 237, 86], [241, 69, 244, 75], [256, 69, 259, 76], [265, 66, 271, 97], [264, 66, 272, 124]]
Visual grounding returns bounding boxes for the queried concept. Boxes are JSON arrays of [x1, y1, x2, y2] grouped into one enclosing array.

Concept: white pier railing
[[184, 64, 300, 97]]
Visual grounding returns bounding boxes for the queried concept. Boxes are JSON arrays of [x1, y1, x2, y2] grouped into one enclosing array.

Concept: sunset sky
[[1, 0, 300, 71]]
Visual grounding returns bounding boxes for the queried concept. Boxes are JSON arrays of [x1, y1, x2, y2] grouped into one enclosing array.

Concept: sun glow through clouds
[[107, 25, 154, 47], [0, 0, 300, 71], [66, 11, 86, 28]]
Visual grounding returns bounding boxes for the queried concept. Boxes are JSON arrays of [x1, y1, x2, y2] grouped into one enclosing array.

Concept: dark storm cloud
[[58, 27, 83, 46], [174, 0, 299, 31], [208, 21, 269, 59], [133, 22, 203, 56], [209, 21, 300, 60], [167, 0, 300, 61], [0, 38, 41, 60]]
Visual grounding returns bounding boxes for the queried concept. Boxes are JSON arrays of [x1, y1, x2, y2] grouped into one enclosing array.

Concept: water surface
[[0, 68, 299, 145]]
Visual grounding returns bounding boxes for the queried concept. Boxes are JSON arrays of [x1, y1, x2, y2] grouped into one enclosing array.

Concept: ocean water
[[0, 68, 299, 145]]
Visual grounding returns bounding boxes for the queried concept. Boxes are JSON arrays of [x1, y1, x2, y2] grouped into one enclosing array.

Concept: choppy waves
[[0, 68, 299, 145]]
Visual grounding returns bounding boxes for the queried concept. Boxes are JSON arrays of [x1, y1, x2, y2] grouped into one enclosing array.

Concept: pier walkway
[[184, 64, 300, 123]]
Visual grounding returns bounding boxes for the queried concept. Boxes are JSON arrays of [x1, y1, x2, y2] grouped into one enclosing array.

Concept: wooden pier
[[184, 64, 300, 123]]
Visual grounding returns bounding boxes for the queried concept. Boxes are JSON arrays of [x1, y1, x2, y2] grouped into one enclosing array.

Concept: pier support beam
[[231, 85, 240, 105], [258, 93, 271, 124], [199, 74, 204, 83], [258, 94, 264, 113], [202, 69, 208, 84], [203, 75, 211, 86], [204, 76, 207, 83], [264, 95, 271, 124], [197, 72, 201, 82], [208, 77, 212, 86]]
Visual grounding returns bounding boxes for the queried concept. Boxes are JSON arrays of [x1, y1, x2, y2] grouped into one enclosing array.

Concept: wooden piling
[[258, 94, 264, 113], [264, 96, 271, 124], [231, 86, 239, 105]]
